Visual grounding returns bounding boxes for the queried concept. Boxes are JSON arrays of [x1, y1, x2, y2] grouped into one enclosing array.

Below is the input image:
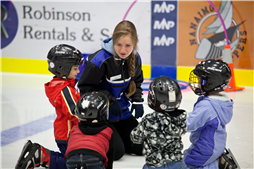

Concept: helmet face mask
[[148, 76, 182, 113], [189, 70, 206, 96], [189, 59, 232, 96], [47, 44, 83, 78], [76, 92, 109, 122]]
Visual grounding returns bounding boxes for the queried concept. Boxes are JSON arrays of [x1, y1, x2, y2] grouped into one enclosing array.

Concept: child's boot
[[33, 142, 51, 168], [15, 140, 34, 169], [15, 140, 51, 169], [218, 148, 240, 169]]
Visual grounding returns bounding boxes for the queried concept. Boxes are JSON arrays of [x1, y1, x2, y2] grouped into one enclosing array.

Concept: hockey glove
[[130, 102, 144, 119], [109, 101, 123, 119]]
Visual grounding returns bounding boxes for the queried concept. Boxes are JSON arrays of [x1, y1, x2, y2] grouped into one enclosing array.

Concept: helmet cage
[[189, 59, 232, 96], [189, 70, 206, 96]]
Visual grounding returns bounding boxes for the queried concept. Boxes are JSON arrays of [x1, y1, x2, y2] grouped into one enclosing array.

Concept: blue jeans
[[66, 154, 105, 169], [143, 161, 187, 169]]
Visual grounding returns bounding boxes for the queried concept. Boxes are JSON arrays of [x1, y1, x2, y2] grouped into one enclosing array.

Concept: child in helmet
[[184, 59, 233, 169], [64, 91, 114, 169], [15, 44, 84, 169], [130, 76, 187, 169]]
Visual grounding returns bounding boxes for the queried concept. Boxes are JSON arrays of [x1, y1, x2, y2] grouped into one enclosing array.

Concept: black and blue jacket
[[78, 37, 144, 121]]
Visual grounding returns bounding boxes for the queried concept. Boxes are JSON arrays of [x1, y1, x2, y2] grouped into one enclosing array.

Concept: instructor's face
[[114, 35, 134, 59]]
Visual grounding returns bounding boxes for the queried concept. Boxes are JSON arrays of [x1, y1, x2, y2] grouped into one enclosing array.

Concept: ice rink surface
[[1, 73, 253, 169]]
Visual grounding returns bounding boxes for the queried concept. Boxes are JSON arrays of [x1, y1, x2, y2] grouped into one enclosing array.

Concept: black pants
[[109, 116, 143, 160]]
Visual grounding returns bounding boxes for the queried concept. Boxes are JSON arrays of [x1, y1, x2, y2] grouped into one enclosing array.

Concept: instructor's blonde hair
[[113, 20, 138, 97]]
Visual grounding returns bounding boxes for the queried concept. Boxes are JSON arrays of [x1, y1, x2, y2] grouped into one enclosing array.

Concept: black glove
[[109, 101, 122, 119], [130, 102, 144, 119]]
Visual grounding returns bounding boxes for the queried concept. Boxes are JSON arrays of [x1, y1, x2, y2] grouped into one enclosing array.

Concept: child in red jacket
[[65, 91, 114, 169], [15, 44, 84, 169]]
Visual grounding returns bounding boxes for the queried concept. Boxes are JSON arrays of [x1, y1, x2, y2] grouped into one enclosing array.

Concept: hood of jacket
[[155, 109, 187, 136], [101, 37, 114, 55], [200, 93, 233, 126], [44, 77, 76, 106], [78, 121, 108, 135]]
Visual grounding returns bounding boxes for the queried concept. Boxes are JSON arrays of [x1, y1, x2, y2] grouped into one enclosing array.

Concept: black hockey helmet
[[148, 76, 182, 112], [75, 92, 109, 122], [189, 59, 231, 96], [47, 44, 83, 79]]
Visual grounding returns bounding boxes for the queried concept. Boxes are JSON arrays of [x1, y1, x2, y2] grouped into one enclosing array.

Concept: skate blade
[[228, 149, 241, 169], [15, 140, 38, 169], [222, 148, 241, 169], [15, 140, 33, 169]]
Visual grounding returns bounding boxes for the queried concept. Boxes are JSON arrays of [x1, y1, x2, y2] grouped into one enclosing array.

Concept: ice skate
[[15, 140, 50, 169], [15, 140, 40, 169], [218, 148, 240, 169], [15, 140, 33, 169]]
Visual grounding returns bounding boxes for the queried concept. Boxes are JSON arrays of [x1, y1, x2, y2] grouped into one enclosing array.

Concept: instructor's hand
[[109, 101, 122, 119], [130, 102, 144, 119]]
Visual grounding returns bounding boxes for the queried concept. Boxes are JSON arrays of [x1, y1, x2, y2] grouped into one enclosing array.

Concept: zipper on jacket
[[122, 60, 126, 88]]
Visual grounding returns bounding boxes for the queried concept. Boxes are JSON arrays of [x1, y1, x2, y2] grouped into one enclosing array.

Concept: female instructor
[[78, 20, 144, 160]]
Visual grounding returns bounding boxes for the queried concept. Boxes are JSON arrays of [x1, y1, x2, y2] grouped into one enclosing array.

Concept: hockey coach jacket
[[78, 37, 144, 121], [45, 77, 80, 143]]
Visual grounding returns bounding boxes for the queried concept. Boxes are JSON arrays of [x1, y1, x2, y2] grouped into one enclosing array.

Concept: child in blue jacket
[[184, 59, 233, 169]]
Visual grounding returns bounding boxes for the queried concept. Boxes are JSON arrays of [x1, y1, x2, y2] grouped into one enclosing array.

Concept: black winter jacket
[[78, 37, 144, 121]]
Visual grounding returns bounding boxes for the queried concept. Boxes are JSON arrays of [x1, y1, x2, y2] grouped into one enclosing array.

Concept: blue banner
[[151, 1, 177, 79]]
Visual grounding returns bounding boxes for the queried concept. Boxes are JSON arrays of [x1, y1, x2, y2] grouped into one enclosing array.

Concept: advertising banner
[[1, 0, 253, 84], [1, 1, 151, 64], [151, 1, 177, 79], [177, 0, 253, 69]]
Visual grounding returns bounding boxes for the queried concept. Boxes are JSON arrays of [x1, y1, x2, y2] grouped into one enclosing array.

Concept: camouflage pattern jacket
[[130, 109, 187, 168]]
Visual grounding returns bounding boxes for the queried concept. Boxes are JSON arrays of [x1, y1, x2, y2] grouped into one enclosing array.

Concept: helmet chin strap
[[194, 88, 206, 96]]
